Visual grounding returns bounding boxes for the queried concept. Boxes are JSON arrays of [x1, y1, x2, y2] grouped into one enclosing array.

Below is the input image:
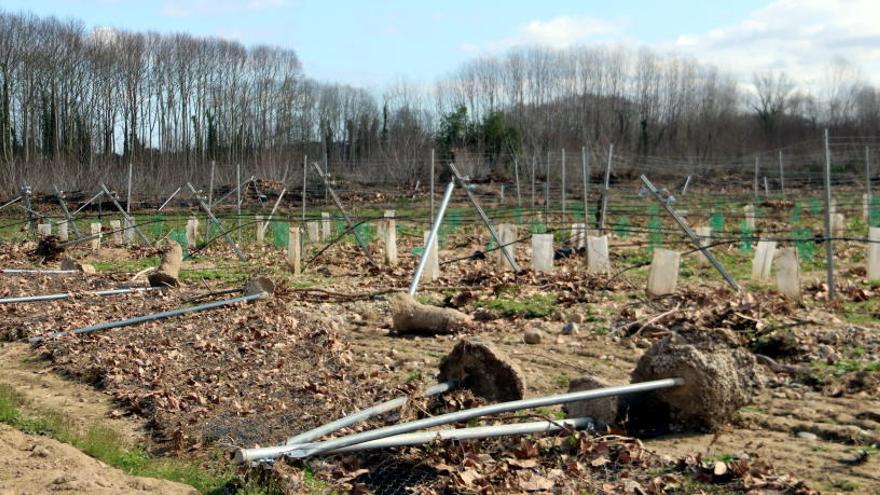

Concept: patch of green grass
[[555, 374, 570, 388], [811, 444, 830, 452], [0, 385, 247, 494], [477, 292, 557, 318], [812, 359, 880, 378], [828, 479, 859, 492], [841, 300, 880, 325], [738, 405, 768, 415], [93, 257, 160, 273]]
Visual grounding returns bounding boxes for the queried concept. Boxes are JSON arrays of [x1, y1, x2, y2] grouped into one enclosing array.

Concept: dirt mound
[[438, 340, 525, 402], [624, 332, 764, 433]]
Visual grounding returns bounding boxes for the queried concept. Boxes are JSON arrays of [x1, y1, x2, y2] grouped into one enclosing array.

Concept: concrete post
[[36, 223, 52, 237], [751, 240, 777, 280], [531, 234, 554, 273], [123, 217, 135, 244], [58, 221, 68, 242], [868, 227, 880, 281], [776, 247, 801, 300], [383, 212, 397, 266], [496, 223, 517, 272], [647, 248, 680, 297], [307, 221, 320, 243], [586, 235, 611, 273], [695, 226, 712, 267], [90, 222, 102, 250], [109, 220, 122, 245], [255, 215, 264, 244], [831, 213, 845, 238], [321, 212, 331, 241], [744, 204, 755, 230], [421, 231, 439, 282], [186, 218, 199, 249], [570, 223, 586, 249], [288, 226, 301, 275]]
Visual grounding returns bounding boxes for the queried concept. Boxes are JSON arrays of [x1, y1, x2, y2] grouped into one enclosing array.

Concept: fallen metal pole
[[0, 287, 162, 305], [311, 162, 378, 268], [239, 417, 593, 463], [284, 378, 683, 459], [259, 188, 287, 237], [448, 163, 520, 271], [71, 191, 104, 216], [1, 269, 78, 275], [99, 184, 151, 245], [0, 196, 21, 211], [211, 175, 254, 209], [286, 381, 456, 446], [186, 183, 248, 261], [409, 181, 454, 295], [640, 175, 741, 292], [28, 292, 268, 344], [157, 186, 182, 212]]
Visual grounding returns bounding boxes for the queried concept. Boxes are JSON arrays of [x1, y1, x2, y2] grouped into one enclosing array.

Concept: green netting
[[648, 216, 663, 252], [790, 202, 801, 222], [528, 218, 546, 234], [512, 207, 523, 224], [709, 212, 724, 234], [412, 247, 424, 255], [447, 209, 461, 229], [335, 220, 346, 237], [871, 197, 880, 227], [613, 216, 631, 238], [209, 223, 222, 240], [169, 228, 189, 259], [793, 228, 815, 260], [572, 203, 584, 222], [809, 198, 822, 215], [739, 221, 753, 253], [272, 222, 289, 247], [151, 215, 165, 239], [354, 223, 373, 244]]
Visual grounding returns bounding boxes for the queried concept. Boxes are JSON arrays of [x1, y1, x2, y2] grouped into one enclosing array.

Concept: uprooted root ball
[[438, 340, 525, 402], [623, 332, 764, 433], [389, 293, 471, 335]]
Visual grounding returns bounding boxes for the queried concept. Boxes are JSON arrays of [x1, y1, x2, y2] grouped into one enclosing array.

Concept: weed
[[829, 479, 859, 492], [477, 293, 557, 318]]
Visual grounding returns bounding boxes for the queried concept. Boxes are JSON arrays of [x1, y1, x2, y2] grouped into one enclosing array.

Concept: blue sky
[[2, 0, 877, 89]]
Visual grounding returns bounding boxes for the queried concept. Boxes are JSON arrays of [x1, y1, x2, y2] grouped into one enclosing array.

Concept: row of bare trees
[[1, 9, 879, 193]]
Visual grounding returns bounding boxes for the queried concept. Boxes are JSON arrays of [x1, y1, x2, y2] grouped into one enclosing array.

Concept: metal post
[[823, 129, 835, 301], [0, 196, 21, 212], [531, 155, 536, 209], [640, 175, 741, 292], [0, 287, 162, 305], [753, 156, 759, 198], [157, 187, 181, 212], [323, 151, 329, 204], [22, 185, 34, 234], [681, 176, 691, 196], [311, 163, 377, 268], [513, 157, 522, 208], [778, 151, 785, 199], [409, 181, 455, 295], [186, 183, 248, 260], [54, 185, 81, 239], [448, 163, 521, 272], [206, 160, 215, 245], [544, 150, 550, 218], [430, 148, 435, 229], [581, 146, 590, 231], [560, 149, 566, 224], [866, 146, 872, 205], [236, 163, 242, 243], [260, 188, 287, 237], [763, 176, 769, 196], [98, 184, 151, 245], [302, 155, 307, 223], [599, 144, 613, 231], [126, 162, 133, 213], [72, 190, 104, 216]]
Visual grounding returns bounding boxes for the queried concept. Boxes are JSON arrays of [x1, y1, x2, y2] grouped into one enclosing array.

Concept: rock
[[562, 322, 579, 335], [569, 313, 586, 324], [796, 431, 818, 441], [438, 340, 525, 402], [31, 445, 50, 458], [564, 375, 620, 426], [523, 329, 543, 344]]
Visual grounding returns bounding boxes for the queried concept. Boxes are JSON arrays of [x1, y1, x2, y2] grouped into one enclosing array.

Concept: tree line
[[0, 9, 878, 193]]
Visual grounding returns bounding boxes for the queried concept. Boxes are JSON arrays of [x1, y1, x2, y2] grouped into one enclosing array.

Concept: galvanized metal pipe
[[408, 181, 455, 295], [28, 292, 267, 343], [285, 378, 683, 459], [71, 191, 104, 216], [239, 417, 593, 462], [0, 196, 22, 211], [1, 269, 79, 275], [0, 287, 161, 305], [286, 381, 456, 446], [157, 187, 182, 212]]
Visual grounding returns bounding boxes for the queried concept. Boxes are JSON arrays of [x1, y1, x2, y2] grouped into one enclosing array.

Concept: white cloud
[[664, 0, 880, 86], [161, 0, 288, 18], [465, 15, 627, 53]]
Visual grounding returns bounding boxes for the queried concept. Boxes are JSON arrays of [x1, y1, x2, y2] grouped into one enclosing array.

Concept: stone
[[530, 234, 554, 273], [796, 431, 818, 441], [562, 322, 579, 335], [647, 249, 680, 297], [523, 329, 543, 344]]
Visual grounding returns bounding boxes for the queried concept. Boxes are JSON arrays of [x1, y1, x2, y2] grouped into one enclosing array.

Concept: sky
[[1, 0, 878, 91]]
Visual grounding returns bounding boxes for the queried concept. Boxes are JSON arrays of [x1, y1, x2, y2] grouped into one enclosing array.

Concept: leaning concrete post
[[90, 222, 102, 250], [776, 247, 801, 300], [109, 220, 122, 245], [421, 231, 439, 282], [868, 227, 880, 281], [647, 248, 680, 297], [496, 223, 517, 271], [531, 234, 554, 273], [694, 226, 712, 267], [321, 212, 331, 241], [36, 223, 52, 237], [384, 212, 398, 266], [743, 204, 755, 230], [255, 215, 265, 244], [58, 221, 69, 242], [288, 226, 301, 275], [307, 221, 320, 243], [586, 235, 611, 272], [751, 240, 777, 280]]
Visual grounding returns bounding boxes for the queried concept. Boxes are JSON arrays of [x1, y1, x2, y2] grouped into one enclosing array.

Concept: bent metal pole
[[278, 378, 683, 460], [409, 181, 455, 295], [28, 292, 268, 344], [239, 416, 593, 463]]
